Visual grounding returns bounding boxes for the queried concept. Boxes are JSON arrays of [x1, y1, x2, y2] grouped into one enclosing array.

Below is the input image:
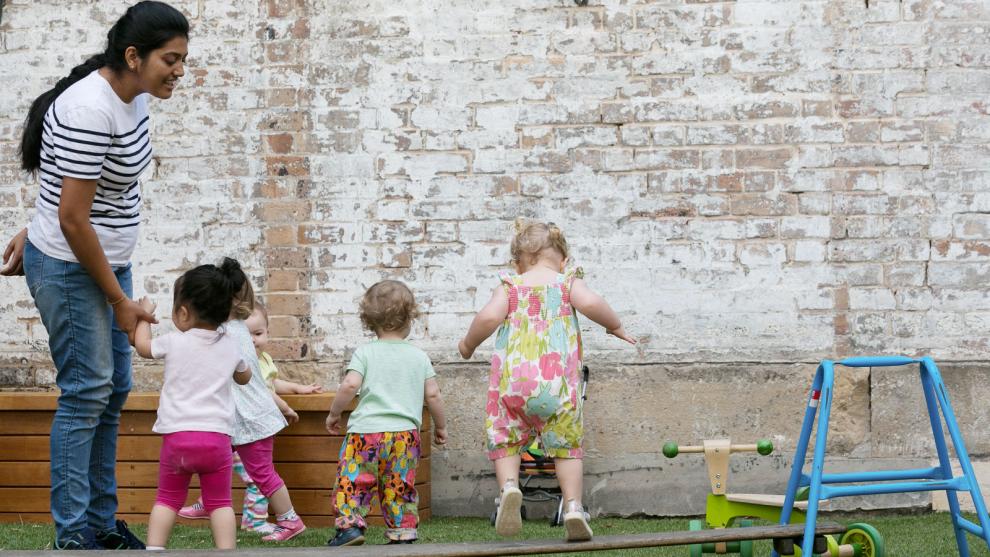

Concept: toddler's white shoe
[[563, 499, 592, 542], [494, 479, 523, 537]]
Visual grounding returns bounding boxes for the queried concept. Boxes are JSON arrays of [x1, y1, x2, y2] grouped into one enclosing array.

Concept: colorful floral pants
[[333, 430, 420, 541], [233, 452, 270, 530]]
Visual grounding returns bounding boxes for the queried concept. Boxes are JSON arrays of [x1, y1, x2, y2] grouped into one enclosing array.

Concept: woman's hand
[[113, 298, 158, 344], [1, 228, 28, 276]]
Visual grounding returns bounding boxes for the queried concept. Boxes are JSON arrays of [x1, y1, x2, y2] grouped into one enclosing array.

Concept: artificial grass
[[1, 513, 988, 555]]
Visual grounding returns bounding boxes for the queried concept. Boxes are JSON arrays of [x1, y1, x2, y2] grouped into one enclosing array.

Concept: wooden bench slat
[[0, 507, 433, 528], [2, 409, 431, 437], [0, 458, 431, 488], [0, 485, 431, 515]]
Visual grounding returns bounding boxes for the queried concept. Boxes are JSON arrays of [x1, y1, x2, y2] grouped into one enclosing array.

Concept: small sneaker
[[54, 530, 100, 550], [327, 527, 365, 547], [494, 479, 523, 537], [242, 519, 276, 535], [95, 520, 146, 550], [563, 499, 593, 542], [178, 502, 209, 520], [262, 517, 307, 542]]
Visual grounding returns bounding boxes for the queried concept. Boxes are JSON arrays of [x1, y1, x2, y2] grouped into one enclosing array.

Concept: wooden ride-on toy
[[663, 439, 884, 557]]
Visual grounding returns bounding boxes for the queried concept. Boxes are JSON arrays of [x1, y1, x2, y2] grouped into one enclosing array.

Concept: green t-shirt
[[346, 339, 436, 434]]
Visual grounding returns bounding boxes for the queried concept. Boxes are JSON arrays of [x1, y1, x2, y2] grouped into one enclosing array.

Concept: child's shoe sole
[[262, 523, 306, 542], [494, 486, 523, 536], [563, 511, 593, 542], [332, 534, 365, 547]]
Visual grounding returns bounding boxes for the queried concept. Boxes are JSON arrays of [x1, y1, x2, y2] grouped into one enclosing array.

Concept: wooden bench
[[0, 392, 431, 527]]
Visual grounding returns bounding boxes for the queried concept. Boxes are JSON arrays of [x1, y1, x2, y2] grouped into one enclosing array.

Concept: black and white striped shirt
[[27, 70, 151, 265]]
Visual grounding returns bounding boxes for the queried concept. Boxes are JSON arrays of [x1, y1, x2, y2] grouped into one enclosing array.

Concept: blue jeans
[[23, 241, 133, 541]]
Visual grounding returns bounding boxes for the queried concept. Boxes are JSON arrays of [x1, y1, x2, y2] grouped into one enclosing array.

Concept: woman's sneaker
[[327, 527, 365, 547], [95, 520, 147, 550], [54, 530, 99, 550], [261, 517, 306, 542], [177, 502, 209, 520], [494, 479, 523, 536], [563, 499, 593, 542]]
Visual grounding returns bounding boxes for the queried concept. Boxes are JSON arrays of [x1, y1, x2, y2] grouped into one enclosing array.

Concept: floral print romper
[[486, 268, 585, 460]]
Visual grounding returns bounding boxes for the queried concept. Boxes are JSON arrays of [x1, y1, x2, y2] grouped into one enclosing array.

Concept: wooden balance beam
[[294, 522, 846, 556], [17, 521, 841, 557]]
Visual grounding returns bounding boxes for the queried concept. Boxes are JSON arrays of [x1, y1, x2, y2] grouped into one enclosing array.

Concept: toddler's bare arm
[[459, 286, 509, 358], [569, 278, 636, 344], [326, 370, 363, 434], [132, 297, 156, 358], [274, 378, 323, 395], [425, 378, 447, 445]]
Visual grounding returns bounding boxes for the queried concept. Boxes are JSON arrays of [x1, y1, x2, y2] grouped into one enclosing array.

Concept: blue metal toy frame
[[776, 356, 990, 557]]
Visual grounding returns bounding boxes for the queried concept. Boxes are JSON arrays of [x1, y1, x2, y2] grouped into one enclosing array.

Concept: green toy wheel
[[738, 520, 754, 557], [840, 522, 885, 557], [689, 519, 704, 557]]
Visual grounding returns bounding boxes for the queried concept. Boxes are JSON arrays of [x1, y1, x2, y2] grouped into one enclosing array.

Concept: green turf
[[1, 513, 988, 555]]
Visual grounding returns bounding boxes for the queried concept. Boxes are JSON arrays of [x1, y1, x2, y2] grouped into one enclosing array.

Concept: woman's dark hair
[[19, 1, 189, 172], [173, 258, 248, 327]]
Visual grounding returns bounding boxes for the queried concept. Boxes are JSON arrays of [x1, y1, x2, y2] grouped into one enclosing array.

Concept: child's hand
[[458, 339, 473, 359], [138, 296, 156, 314], [282, 406, 299, 424], [607, 326, 637, 345], [325, 412, 342, 434], [433, 426, 448, 447], [298, 383, 323, 394]]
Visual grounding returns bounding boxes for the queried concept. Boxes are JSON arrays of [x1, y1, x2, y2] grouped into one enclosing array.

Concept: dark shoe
[[54, 530, 99, 550], [327, 527, 365, 547], [95, 520, 146, 550], [387, 539, 416, 544]]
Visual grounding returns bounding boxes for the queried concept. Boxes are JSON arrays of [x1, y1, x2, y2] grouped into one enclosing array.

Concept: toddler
[[458, 220, 635, 542], [325, 280, 448, 547], [221, 269, 308, 542], [133, 259, 252, 550], [179, 301, 322, 533]]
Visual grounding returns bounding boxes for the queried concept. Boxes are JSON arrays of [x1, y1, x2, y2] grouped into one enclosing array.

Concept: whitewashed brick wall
[[2, 0, 989, 516]]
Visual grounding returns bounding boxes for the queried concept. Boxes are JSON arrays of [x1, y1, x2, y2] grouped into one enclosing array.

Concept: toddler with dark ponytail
[[133, 258, 252, 549]]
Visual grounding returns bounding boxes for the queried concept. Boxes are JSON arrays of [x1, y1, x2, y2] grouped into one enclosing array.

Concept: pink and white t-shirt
[[151, 328, 247, 435]]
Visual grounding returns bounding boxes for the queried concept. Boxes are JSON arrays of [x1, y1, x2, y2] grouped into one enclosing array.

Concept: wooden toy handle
[[663, 439, 773, 458]]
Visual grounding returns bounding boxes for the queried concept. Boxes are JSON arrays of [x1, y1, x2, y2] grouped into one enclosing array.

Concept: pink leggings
[[234, 435, 285, 497], [156, 431, 233, 512]]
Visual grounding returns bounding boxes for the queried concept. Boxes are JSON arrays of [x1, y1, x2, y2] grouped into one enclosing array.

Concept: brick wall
[[2, 0, 990, 517]]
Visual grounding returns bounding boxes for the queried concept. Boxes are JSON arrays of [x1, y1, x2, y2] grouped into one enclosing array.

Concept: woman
[[1, 1, 189, 549]]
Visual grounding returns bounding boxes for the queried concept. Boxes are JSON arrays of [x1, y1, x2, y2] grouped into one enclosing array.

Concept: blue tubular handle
[[838, 356, 918, 368]]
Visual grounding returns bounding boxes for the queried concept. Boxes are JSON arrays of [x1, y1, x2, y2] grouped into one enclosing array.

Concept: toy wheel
[[689, 519, 704, 557], [489, 509, 497, 526], [840, 523, 885, 557], [738, 520, 753, 557], [520, 505, 528, 521], [549, 511, 560, 527]]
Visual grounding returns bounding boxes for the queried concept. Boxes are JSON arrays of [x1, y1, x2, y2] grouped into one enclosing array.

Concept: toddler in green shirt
[[325, 280, 447, 547]]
